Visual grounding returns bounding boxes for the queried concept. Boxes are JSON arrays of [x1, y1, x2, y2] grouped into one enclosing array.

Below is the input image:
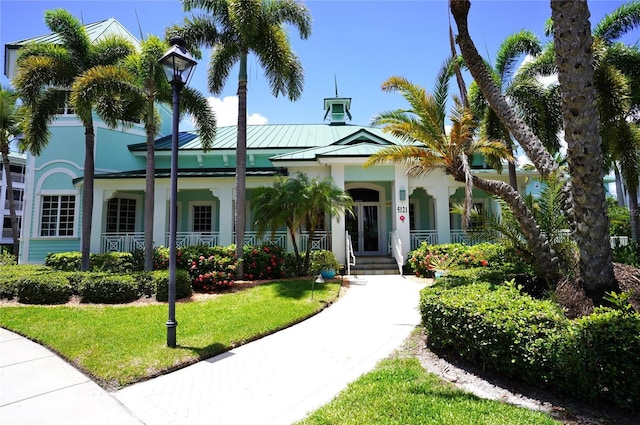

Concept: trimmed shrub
[[78, 273, 140, 304], [154, 270, 193, 302], [45, 252, 82, 271], [0, 264, 52, 299], [90, 252, 135, 273], [553, 308, 640, 409], [16, 273, 72, 305], [420, 280, 640, 409], [420, 280, 566, 383]]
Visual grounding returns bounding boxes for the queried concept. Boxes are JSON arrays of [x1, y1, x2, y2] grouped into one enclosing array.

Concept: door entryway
[[346, 188, 381, 255]]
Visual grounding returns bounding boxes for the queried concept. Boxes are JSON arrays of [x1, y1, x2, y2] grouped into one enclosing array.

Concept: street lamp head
[[159, 36, 197, 86]]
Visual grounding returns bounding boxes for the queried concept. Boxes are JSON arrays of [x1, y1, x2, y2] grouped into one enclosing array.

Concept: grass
[[0, 279, 341, 389], [296, 357, 560, 425]]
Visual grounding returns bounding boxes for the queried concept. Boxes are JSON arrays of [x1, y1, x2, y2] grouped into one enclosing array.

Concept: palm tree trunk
[[1, 146, 20, 259], [450, 0, 559, 177], [235, 53, 248, 279], [144, 101, 157, 271], [471, 175, 564, 283], [551, 0, 615, 294], [81, 123, 95, 271]]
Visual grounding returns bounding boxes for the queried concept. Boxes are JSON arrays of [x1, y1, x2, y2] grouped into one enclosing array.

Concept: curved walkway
[[1, 274, 425, 425]]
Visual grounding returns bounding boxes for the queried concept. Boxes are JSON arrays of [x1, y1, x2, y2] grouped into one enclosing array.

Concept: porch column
[[393, 165, 410, 259], [425, 184, 453, 244], [331, 165, 346, 264], [90, 186, 105, 253], [212, 186, 234, 246], [153, 186, 168, 248]]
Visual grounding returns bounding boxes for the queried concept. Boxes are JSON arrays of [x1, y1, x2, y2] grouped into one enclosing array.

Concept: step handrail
[[390, 230, 404, 275], [345, 231, 356, 276]]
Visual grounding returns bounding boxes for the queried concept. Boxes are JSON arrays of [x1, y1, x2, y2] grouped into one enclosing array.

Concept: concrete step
[[349, 256, 401, 275]]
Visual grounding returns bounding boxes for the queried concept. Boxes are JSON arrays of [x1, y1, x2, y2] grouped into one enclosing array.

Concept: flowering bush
[[242, 242, 287, 280], [408, 243, 498, 278], [186, 245, 236, 291]]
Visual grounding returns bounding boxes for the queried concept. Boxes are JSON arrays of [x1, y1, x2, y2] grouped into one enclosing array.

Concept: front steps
[[348, 256, 401, 276]]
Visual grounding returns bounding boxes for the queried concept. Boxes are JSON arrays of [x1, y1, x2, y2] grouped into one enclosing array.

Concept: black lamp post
[[158, 36, 197, 348]]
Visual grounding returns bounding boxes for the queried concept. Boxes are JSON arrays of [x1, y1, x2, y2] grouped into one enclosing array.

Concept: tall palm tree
[[450, 0, 617, 296], [0, 86, 24, 259], [13, 9, 135, 270], [71, 35, 217, 270], [173, 0, 312, 276], [365, 62, 566, 284], [468, 30, 544, 190]]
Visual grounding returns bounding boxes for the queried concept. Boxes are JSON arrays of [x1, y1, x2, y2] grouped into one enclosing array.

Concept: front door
[[346, 188, 381, 255]]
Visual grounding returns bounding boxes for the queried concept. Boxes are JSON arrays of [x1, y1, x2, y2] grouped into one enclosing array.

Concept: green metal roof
[[130, 124, 408, 155], [270, 142, 391, 162], [73, 167, 287, 184]]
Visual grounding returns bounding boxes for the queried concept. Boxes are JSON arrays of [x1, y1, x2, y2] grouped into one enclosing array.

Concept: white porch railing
[[389, 230, 404, 275], [410, 230, 438, 250], [102, 232, 145, 252], [345, 231, 356, 276], [301, 231, 330, 252], [169, 232, 220, 248], [241, 231, 288, 249]]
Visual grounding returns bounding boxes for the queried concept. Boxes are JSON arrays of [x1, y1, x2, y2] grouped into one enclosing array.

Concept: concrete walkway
[[1, 274, 425, 425]]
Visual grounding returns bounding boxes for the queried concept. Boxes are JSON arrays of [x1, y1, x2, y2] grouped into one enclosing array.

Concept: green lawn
[[0, 279, 340, 389], [297, 357, 560, 425]]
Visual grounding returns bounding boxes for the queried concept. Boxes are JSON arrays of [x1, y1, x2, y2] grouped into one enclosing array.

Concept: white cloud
[[206, 95, 268, 127]]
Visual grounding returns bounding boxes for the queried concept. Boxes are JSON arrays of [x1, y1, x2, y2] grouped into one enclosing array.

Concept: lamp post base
[[166, 320, 178, 347]]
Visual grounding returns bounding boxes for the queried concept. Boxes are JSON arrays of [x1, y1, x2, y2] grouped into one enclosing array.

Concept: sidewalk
[[1, 274, 425, 425]]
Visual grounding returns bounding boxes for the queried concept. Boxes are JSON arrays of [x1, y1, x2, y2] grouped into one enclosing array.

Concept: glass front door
[[346, 202, 380, 255]]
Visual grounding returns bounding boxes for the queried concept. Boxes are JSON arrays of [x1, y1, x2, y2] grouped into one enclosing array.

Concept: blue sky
[[1, 0, 638, 128]]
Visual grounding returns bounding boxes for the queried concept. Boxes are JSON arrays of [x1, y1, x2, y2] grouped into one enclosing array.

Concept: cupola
[[323, 78, 352, 125]]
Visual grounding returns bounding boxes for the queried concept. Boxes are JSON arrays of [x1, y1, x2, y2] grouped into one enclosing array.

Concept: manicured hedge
[[420, 276, 640, 409], [78, 273, 140, 304], [45, 251, 135, 272], [152, 270, 193, 302], [15, 274, 72, 305], [0, 265, 52, 299]]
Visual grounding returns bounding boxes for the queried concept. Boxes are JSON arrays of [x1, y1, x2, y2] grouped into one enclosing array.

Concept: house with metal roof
[[6, 18, 540, 270]]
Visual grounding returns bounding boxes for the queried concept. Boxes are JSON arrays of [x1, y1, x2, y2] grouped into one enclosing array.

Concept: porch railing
[[301, 231, 330, 252], [410, 230, 438, 250], [169, 232, 220, 248], [240, 231, 288, 249], [102, 232, 145, 253]]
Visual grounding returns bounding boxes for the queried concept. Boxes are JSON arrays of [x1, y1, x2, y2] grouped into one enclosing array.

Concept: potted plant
[[310, 249, 341, 279], [428, 255, 456, 279]]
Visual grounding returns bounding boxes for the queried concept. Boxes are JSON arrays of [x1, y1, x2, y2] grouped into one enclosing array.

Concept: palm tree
[[173, 0, 312, 276], [450, 0, 615, 296], [253, 172, 353, 275], [299, 175, 353, 274], [468, 30, 544, 190], [13, 9, 135, 270], [253, 174, 307, 274], [0, 86, 24, 259], [365, 61, 566, 283], [71, 35, 217, 270]]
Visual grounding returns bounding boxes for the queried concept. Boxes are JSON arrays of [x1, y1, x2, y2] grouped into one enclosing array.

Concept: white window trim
[[35, 190, 79, 239]]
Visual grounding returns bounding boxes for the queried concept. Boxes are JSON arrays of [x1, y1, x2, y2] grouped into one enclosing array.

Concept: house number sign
[[397, 206, 408, 214]]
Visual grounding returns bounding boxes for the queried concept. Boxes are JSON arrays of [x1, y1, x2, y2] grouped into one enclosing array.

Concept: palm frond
[[181, 86, 217, 151], [593, 0, 640, 44]]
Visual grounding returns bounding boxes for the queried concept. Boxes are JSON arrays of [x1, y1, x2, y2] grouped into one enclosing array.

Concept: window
[[192, 204, 212, 233], [40, 195, 76, 237], [106, 198, 136, 233]]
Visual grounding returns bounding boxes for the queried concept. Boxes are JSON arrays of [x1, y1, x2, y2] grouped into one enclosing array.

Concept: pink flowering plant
[[242, 242, 287, 280], [184, 245, 236, 291], [408, 243, 501, 278]]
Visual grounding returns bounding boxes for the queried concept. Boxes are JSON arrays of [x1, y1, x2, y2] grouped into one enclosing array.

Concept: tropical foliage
[[173, 0, 312, 277], [13, 9, 136, 270]]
